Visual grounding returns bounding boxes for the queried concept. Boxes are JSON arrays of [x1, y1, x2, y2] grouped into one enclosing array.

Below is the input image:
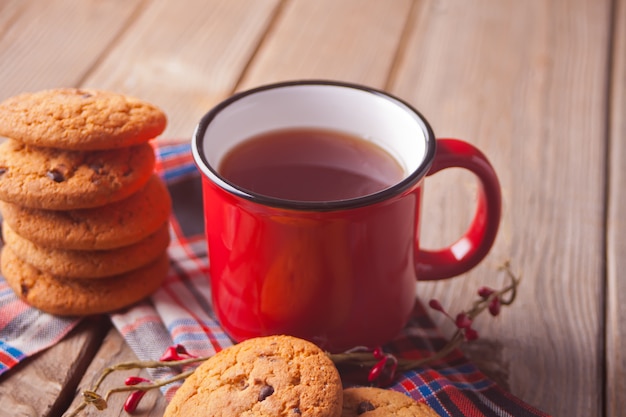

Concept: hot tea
[[194, 81, 501, 351], [218, 128, 405, 201]]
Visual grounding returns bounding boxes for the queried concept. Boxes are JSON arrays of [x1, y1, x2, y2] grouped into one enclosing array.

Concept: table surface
[[0, 1, 624, 416]]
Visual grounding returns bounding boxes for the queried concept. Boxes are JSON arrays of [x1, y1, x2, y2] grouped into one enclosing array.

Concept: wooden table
[[0, 0, 623, 416]]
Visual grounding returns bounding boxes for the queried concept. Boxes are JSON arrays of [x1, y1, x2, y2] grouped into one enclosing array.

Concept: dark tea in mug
[[193, 81, 501, 352], [218, 128, 405, 201]]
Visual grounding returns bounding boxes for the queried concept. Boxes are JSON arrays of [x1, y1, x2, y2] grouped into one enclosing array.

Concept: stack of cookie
[[0, 88, 172, 316]]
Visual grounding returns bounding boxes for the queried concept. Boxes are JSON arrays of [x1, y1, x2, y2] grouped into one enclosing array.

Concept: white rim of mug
[[192, 80, 437, 211]]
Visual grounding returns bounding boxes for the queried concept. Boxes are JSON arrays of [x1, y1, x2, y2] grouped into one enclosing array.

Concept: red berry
[[367, 358, 387, 382], [428, 299, 445, 312], [488, 297, 501, 316], [159, 344, 197, 361], [478, 287, 495, 299], [124, 376, 151, 386], [455, 313, 472, 329], [124, 390, 146, 413], [159, 346, 182, 361], [464, 327, 479, 341], [372, 347, 385, 360]]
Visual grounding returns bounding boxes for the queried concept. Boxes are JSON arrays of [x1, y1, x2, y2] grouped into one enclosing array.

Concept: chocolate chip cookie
[[341, 387, 439, 417], [0, 139, 155, 209], [0, 88, 166, 150], [164, 335, 343, 417], [0, 174, 171, 250], [0, 245, 169, 316]]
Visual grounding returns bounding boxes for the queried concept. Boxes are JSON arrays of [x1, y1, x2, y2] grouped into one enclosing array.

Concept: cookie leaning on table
[[164, 335, 343, 417], [341, 387, 440, 417], [0, 173, 170, 250], [0, 140, 155, 210], [0, 88, 166, 150], [0, 246, 169, 316], [2, 221, 170, 279]]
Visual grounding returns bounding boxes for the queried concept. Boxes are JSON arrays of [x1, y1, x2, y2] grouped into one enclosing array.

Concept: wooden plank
[[0, 0, 145, 101], [65, 328, 168, 417], [606, 0, 626, 414], [0, 0, 25, 33], [81, 0, 282, 139], [390, 0, 610, 415], [0, 317, 109, 417], [239, 0, 413, 90]]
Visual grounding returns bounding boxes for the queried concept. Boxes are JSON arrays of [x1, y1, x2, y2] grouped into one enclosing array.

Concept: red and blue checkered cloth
[[0, 141, 549, 417]]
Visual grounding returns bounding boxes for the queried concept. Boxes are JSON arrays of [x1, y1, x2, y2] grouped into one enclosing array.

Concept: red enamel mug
[[192, 81, 501, 352]]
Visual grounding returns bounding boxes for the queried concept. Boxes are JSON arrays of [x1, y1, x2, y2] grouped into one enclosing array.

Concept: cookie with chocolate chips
[[0, 139, 154, 209], [0, 88, 166, 150], [164, 335, 343, 417], [341, 387, 439, 417], [0, 245, 169, 316], [0, 174, 171, 250]]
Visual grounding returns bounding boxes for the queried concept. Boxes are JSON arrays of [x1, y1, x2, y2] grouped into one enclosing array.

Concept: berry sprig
[[65, 345, 209, 416], [118, 345, 200, 413], [66, 262, 520, 415], [428, 261, 517, 343]]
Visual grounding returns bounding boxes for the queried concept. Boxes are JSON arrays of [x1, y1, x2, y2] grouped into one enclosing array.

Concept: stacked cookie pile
[[163, 335, 439, 417], [0, 88, 172, 316]]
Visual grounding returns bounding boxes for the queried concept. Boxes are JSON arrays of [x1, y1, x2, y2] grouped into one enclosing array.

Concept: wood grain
[[81, 0, 282, 139], [0, 317, 109, 417], [238, 0, 413, 89], [607, 0, 626, 415], [0, 0, 25, 34], [65, 328, 168, 417], [0, 0, 145, 101], [390, 0, 611, 415]]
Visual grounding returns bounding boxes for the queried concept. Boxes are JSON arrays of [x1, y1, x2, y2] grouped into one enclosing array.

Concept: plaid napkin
[[0, 141, 550, 417]]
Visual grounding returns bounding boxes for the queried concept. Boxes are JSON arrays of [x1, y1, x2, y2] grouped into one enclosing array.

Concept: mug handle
[[415, 138, 502, 281]]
